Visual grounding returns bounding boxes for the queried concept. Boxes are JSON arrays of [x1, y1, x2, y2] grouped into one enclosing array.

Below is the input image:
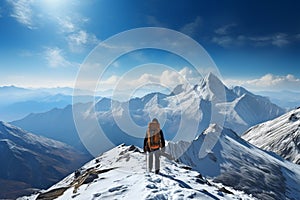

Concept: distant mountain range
[[255, 90, 300, 109], [242, 107, 300, 164], [0, 86, 95, 121], [0, 121, 91, 199], [12, 73, 285, 156], [2, 81, 298, 122]]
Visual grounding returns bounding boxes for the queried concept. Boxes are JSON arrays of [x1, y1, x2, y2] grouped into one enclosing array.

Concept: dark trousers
[[147, 150, 160, 172]]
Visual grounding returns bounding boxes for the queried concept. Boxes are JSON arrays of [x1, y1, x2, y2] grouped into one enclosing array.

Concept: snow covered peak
[[242, 107, 300, 164], [167, 123, 300, 200], [191, 73, 227, 102], [205, 72, 223, 86], [200, 123, 239, 142], [19, 144, 254, 200], [232, 86, 253, 96], [170, 73, 226, 99], [203, 123, 222, 135]]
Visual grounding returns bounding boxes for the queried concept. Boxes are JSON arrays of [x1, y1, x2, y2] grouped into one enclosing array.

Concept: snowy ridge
[[167, 124, 300, 200], [19, 145, 254, 200], [242, 107, 300, 164]]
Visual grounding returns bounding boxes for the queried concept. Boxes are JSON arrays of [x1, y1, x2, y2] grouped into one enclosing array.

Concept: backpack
[[147, 122, 161, 150]]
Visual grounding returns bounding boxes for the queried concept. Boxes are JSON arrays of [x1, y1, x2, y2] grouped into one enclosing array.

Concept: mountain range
[[3, 73, 300, 199], [242, 107, 300, 164], [0, 121, 91, 199], [167, 123, 300, 200], [0, 86, 95, 121], [12, 73, 285, 155], [255, 90, 300, 109]]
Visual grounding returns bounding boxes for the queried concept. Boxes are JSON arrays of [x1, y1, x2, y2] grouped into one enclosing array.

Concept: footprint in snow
[[149, 177, 161, 183], [108, 185, 127, 193], [146, 183, 158, 189], [93, 193, 101, 198], [173, 189, 182, 194]]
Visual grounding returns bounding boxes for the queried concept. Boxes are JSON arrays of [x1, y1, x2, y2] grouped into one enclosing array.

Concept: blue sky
[[0, 0, 300, 92]]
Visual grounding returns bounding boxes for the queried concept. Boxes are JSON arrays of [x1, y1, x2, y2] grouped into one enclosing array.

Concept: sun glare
[[43, 0, 64, 7], [39, 0, 70, 14]]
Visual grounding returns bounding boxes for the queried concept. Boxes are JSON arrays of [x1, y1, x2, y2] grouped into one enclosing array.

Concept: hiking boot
[[155, 169, 159, 174]]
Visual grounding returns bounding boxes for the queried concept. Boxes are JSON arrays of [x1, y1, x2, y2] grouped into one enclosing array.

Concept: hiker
[[143, 118, 165, 174]]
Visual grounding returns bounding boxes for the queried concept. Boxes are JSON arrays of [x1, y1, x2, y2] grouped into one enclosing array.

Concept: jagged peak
[[170, 84, 193, 96], [199, 123, 240, 141], [205, 72, 222, 83], [232, 86, 253, 97], [203, 123, 222, 135]]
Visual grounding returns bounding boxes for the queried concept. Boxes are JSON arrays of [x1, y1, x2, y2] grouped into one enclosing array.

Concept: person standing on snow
[[143, 118, 165, 174]]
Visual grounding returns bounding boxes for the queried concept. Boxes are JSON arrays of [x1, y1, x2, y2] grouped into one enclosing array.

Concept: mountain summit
[[18, 145, 254, 200]]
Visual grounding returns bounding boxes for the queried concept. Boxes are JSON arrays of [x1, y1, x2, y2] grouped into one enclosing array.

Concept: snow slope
[[18, 145, 254, 200], [242, 107, 300, 164], [167, 124, 300, 200]]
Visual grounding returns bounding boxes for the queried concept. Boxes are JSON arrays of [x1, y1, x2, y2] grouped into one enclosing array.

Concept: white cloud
[[97, 67, 198, 92], [7, 0, 35, 29], [271, 33, 289, 47], [180, 16, 202, 37], [57, 17, 76, 33], [248, 33, 289, 47], [44, 47, 76, 68], [56, 15, 100, 52], [97, 75, 120, 89], [224, 74, 300, 91], [179, 67, 200, 83], [215, 23, 237, 35], [67, 30, 100, 53], [212, 36, 236, 48], [212, 28, 291, 48], [7, 0, 100, 52]]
